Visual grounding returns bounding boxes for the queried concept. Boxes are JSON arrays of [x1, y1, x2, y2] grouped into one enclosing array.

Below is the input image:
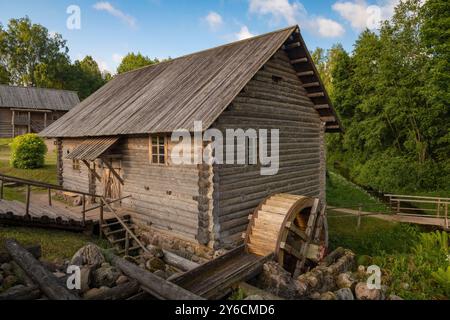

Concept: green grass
[[0, 138, 57, 202], [327, 171, 388, 212], [0, 226, 110, 261]]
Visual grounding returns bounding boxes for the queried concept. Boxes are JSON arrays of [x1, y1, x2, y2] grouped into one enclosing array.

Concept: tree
[[116, 53, 159, 74], [0, 17, 69, 86], [68, 56, 107, 100]]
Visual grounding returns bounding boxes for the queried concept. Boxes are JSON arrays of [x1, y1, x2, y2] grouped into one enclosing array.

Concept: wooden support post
[[437, 199, 441, 217], [27, 112, 31, 133], [0, 179, 3, 200], [99, 199, 104, 239], [44, 112, 47, 128], [357, 205, 362, 230], [48, 188, 52, 206], [82, 194, 86, 225], [11, 110, 15, 138], [445, 203, 448, 229], [25, 185, 31, 217]]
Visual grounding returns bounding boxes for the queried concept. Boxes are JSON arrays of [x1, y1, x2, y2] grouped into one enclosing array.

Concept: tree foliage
[[319, 0, 450, 192], [116, 52, 160, 74], [0, 17, 108, 100]]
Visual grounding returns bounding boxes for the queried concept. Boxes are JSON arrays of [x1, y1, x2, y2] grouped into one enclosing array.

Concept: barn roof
[[41, 25, 341, 138], [0, 85, 80, 111]]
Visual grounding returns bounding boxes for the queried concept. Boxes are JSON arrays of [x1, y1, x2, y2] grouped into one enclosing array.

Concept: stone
[[336, 273, 355, 289], [70, 244, 105, 267], [335, 288, 354, 300], [356, 255, 372, 267], [146, 257, 165, 272], [101, 262, 110, 268], [309, 292, 321, 300], [388, 294, 403, 300], [319, 292, 336, 300], [0, 273, 3, 286], [83, 287, 109, 300], [257, 262, 305, 299], [79, 266, 93, 293], [93, 266, 120, 288], [355, 282, 381, 300], [213, 249, 228, 259], [1, 263, 12, 273], [148, 246, 164, 259], [116, 275, 129, 285], [41, 261, 59, 272], [3, 275, 18, 288], [245, 295, 264, 300]]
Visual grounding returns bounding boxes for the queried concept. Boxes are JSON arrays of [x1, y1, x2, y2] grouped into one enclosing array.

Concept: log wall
[[210, 49, 325, 248]]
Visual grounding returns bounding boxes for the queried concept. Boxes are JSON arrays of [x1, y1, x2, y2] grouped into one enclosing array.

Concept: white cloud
[[332, 0, 401, 30], [248, 0, 345, 38], [249, 0, 304, 25], [235, 26, 256, 40], [312, 18, 346, 38], [204, 11, 224, 30], [96, 58, 110, 73], [112, 53, 124, 63], [93, 2, 137, 28]]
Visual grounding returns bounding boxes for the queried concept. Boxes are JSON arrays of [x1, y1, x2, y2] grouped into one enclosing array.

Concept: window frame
[[149, 135, 168, 165], [72, 159, 81, 171]]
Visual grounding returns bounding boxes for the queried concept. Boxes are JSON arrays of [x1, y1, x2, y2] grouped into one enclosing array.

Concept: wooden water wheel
[[244, 194, 328, 276]]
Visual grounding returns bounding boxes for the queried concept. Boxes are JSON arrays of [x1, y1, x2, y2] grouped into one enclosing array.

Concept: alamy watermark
[[170, 121, 280, 176], [66, 5, 81, 30]]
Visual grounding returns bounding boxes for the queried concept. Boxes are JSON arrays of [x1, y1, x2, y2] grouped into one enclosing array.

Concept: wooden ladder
[[99, 197, 149, 257]]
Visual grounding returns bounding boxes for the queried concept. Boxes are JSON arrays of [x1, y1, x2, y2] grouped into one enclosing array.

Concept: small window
[[150, 135, 167, 165], [72, 159, 80, 170]]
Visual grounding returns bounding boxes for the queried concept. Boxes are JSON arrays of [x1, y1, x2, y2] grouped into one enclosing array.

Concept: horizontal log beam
[[307, 92, 325, 98], [290, 57, 308, 64], [283, 42, 301, 50], [297, 71, 314, 77], [302, 82, 320, 88]]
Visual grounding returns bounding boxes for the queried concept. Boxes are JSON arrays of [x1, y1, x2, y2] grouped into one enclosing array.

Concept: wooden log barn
[[0, 85, 80, 138], [40, 26, 341, 255]]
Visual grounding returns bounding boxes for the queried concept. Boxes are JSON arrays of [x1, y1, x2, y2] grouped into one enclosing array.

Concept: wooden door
[[101, 159, 122, 203]]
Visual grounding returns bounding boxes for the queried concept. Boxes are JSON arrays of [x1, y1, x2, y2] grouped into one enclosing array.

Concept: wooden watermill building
[[40, 26, 341, 251], [0, 85, 80, 138]]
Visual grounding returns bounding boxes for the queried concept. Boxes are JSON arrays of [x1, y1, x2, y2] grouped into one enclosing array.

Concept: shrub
[[9, 134, 47, 169]]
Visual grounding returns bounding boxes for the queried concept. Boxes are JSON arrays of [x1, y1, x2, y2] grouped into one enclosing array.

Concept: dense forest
[[314, 0, 449, 194]]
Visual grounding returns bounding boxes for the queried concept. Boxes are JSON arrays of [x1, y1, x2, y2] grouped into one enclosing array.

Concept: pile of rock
[[0, 261, 20, 292], [67, 244, 132, 299], [256, 247, 402, 300]]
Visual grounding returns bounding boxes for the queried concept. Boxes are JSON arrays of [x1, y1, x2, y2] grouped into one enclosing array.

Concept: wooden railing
[[386, 194, 449, 228], [0, 173, 148, 254]]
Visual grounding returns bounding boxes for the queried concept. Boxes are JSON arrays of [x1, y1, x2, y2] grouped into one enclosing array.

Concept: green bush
[[9, 134, 47, 169]]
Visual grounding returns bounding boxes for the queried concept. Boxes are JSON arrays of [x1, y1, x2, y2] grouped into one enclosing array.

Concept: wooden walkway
[[0, 198, 117, 224], [328, 207, 449, 230]]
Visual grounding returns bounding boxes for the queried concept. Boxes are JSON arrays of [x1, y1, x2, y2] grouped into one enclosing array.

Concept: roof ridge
[[0, 84, 78, 94], [115, 25, 299, 78]]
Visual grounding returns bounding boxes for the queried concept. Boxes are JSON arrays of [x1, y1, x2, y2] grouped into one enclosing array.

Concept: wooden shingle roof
[[41, 26, 340, 138], [0, 85, 80, 111]]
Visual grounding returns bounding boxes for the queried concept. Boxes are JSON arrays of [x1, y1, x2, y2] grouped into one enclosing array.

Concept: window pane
[[152, 146, 158, 155], [152, 155, 158, 163], [159, 145, 165, 154], [159, 155, 165, 164], [152, 136, 158, 145]]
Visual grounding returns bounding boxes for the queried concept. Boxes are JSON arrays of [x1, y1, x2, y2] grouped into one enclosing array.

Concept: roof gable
[[41, 26, 340, 137]]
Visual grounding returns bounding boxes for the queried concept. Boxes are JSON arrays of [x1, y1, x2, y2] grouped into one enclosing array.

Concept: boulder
[[93, 265, 120, 288], [153, 270, 168, 279], [79, 266, 93, 293], [336, 273, 355, 289], [3, 275, 18, 288], [146, 257, 166, 272], [0, 273, 3, 286], [319, 292, 336, 300], [335, 288, 354, 300], [70, 244, 105, 267], [355, 282, 381, 300]]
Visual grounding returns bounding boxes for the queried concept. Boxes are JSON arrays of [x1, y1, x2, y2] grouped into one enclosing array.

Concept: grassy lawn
[[0, 138, 57, 202], [0, 226, 110, 261]]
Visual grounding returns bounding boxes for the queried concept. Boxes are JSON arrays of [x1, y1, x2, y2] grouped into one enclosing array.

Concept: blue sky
[[0, 0, 400, 73]]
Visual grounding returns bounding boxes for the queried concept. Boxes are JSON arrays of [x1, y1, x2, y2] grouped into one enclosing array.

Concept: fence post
[[48, 188, 52, 206], [445, 203, 448, 229], [357, 205, 362, 230], [125, 231, 130, 256], [25, 185, 31, 216], [0, 179, 3, 200]]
